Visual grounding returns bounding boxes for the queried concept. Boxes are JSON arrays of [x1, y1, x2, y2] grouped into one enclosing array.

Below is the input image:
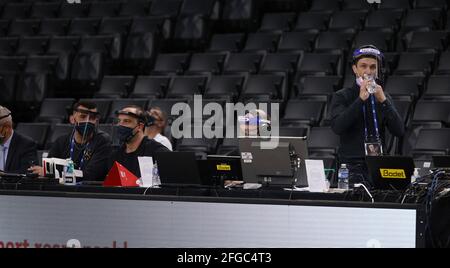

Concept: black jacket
[[48, 130, 112, 181], [4, 132, 38, 174], [109, 136, 170, 178], [330, 84, 405, 162]]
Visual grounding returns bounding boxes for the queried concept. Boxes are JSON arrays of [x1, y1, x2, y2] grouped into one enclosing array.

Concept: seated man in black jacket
[[330, 45, 405, 187], [109, 105, 170, 178], [29, 101, 112, 181], [0, 105, 38, 174]]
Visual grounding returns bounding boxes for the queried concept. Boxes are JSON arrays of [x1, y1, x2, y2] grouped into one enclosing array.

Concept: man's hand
[[359, 79, 370, 101], [28, 166, 44, 177], [374, 85, 387, 103]]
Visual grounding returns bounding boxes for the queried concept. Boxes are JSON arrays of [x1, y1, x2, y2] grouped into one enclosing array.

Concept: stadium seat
[[94, 75, 135, 99], [384, 75, 424, 99], [405, 31, 448, 53], [328, 11, 367, 33], [281, 99, 325, 126], [413, 128, 450, 158], [435, 52, 450, 75], [242, 32, 280, 53], [68, 18, 100, 36], [15, 122, 50, 150], [129, 75, 171, 99], [296, 52, 342, 76], [423, 75, 450, 99], [277, 32, 316, 53], [295, 75, 341, 99], [149, 0, 182, 19], [258, 12, 296, 33], [207, 33, 245, 53], [293, 11, 331, 33], [310, 0, 340, 12], [307, 126, 340, 157], [185, 52, 228, 75], [16, 36, 49, 56], [45, 123, 74, 149], [223, 52, 264, 74], [394, 52, 436, 76], [35, 98, 75, 124], [259, 53, 300, 75], [39, 18, 70, 36], [240, 74, 286, 101], [8, 19, 40, 36], [88, 1, 120, 18], [179, 0, 220, 19], [59, 2, 89, 18], [364, 9, 403, 31], [30, 2, 60, 19], [119, 0, 151, 17], [203, 74, 245, 101], [151, 53, 190, 75], [165, 75, 208, 99], [314, 32, 354, 53], [1, 3, 31, 20]]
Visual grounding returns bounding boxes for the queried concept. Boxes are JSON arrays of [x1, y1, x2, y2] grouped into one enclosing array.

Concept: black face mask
[[75, 122, 96, 138], [116, 125, 138, 144]]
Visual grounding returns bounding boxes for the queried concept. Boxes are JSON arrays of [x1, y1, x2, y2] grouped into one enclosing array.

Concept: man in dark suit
[[0, 106, 38, 174]]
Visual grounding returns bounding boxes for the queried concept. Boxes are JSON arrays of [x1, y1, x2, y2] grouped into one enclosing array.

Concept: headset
[[115, 110, 147, 125], [0, 112, 11, 120]]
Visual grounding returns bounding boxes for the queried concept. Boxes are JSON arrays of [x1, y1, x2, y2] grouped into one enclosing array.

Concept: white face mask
[[356, 77, 363, 86]]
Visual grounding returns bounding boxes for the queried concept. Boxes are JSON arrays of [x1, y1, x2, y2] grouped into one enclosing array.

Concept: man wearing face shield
[[28, 101, 112, 181], [144, 107, 173, 151], [330, 45, 405, 187], [0, 105, 38, 174], [109, 105, 170, 178]]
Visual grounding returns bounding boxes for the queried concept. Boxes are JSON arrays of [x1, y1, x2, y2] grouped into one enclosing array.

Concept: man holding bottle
[[330, 45, 405, 187]]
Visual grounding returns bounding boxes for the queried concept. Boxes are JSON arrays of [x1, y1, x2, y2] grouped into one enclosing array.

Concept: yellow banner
[[216, 164, 231, 171]]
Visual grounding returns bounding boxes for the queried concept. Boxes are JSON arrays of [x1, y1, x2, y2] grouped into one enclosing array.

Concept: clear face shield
[[73, 108, 100, 144]]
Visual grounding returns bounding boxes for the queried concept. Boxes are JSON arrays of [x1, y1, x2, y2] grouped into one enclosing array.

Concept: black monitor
[[366, 156, 415, 190], [432, 155, 450, 168], [238, 136, 308, 187], [155, 152, 203, 187], [199, 155, 243, 186]]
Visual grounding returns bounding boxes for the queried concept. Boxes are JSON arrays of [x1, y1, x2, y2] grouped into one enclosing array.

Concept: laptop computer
[[199, 155, 243, 187], [154, 151, 204, 187], [432, 156, 450, 169], [366, 156, 415, 190], [238, 136, 308, 187]]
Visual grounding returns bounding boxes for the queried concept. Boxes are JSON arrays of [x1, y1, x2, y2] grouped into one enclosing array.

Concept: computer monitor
[[154, 152, 203, 187], [238, 136, 308, 187], [199, 155, 243, 186], [432, 156, 450, 169], [366, 156, 415, 190]]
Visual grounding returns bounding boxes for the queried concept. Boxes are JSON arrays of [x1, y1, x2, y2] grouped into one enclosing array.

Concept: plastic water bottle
[[411, 168, 420, 183], [152, 162, 160, 187], [338, 164, 349, 190], [64, 159, 76, 185]]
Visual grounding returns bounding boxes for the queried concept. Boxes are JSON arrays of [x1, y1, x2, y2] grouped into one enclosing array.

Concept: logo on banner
[[379, 169, 406, 179]]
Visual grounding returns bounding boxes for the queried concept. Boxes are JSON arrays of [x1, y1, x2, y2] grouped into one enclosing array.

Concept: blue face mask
[[116, 125, 138, 144], [75, 122, 96, 138]]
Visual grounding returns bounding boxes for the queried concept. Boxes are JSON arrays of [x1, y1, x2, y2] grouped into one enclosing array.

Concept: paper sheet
[[305, 159, 328, 192], [138, 157, 153, 187]]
